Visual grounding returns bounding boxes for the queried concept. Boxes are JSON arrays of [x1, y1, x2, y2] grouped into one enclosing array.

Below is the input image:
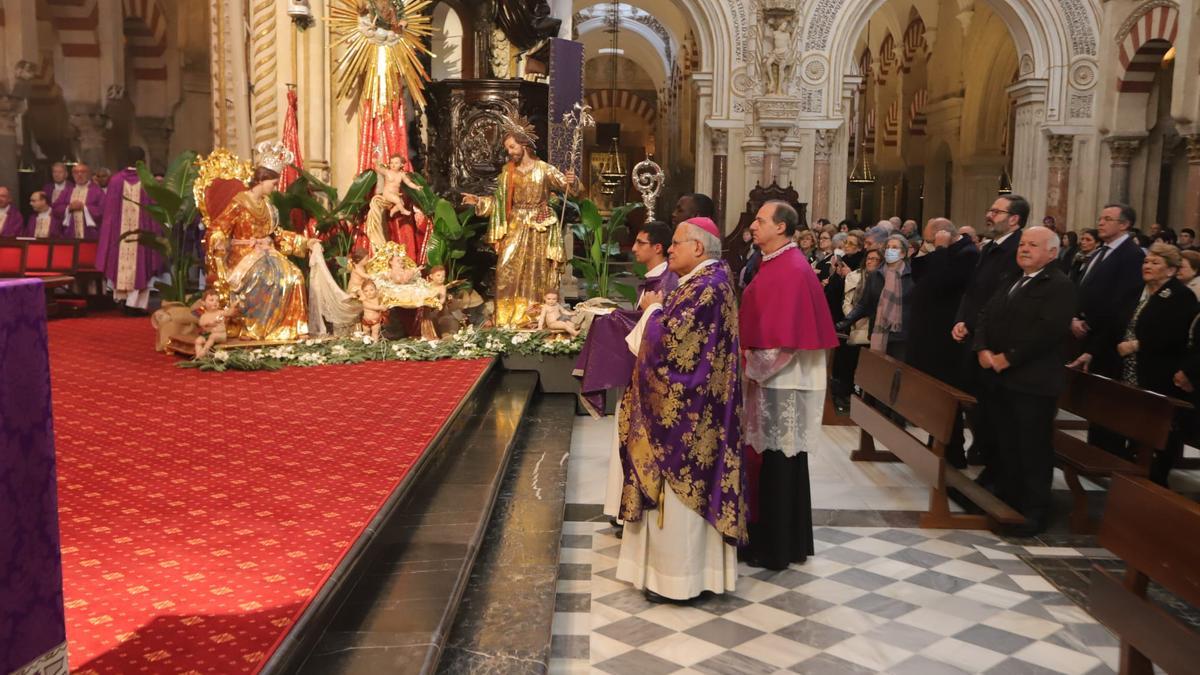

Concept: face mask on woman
[[884, 249, 902, 264]]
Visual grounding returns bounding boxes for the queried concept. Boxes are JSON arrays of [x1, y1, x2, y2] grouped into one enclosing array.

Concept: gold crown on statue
[[499, 113, 538, 146], [254, 141, 296, 174]]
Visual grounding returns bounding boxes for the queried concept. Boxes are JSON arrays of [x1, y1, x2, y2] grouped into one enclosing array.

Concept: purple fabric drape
[[0, 279, 66, 674], [618, 262, 748, 545]]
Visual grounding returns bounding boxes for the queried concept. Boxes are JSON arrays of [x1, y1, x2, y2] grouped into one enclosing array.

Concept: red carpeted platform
[[47, 316, 491, 674]]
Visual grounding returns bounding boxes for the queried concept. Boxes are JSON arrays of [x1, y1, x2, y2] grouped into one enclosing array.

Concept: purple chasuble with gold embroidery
[[617, 261, 748, 545]]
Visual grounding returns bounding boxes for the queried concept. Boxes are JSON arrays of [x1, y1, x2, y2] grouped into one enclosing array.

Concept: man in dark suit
[[1068, 203, 1146, 378], [973, 226, 1077, 536], [952, 195, 1028, 467]]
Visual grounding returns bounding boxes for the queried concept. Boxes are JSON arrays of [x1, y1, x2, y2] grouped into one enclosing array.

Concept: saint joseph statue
[[463, 115, 579, 328]]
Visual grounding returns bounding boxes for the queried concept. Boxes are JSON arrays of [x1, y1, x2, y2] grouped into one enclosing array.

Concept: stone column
[[137, 116, 175, 172], [762, 128, 787, 186], [812, 129, 835, 221], [710, 128, 728, 230], [68, 106, 109, 169], [1184, 135, 1200, 236], [1044, 134, 1074, 229], [0, 95, 22, 193], [1106, 136, 1142, 204]]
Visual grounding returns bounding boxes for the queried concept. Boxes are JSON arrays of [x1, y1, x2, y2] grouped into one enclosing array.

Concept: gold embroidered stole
[[69, 184, 89, 237], [116, 180, 142, 291]]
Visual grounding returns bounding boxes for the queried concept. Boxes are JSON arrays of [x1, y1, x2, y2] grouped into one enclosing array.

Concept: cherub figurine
[[536, 290, 578, 336], [194, 289, 229, 359], [375, 153, 421, 218], [426, 265, 448, 306], [359, 280, 387, 340], [347, 246, 371, 295], [388, 252, 419, 284]]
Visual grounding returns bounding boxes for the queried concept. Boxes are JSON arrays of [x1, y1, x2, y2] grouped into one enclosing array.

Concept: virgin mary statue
[[207, 142, 320, 341]]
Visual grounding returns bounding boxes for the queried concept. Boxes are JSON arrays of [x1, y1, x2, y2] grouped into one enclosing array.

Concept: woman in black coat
[[1069, 228, 1100, 283], [1113, 243, 1198, 484]]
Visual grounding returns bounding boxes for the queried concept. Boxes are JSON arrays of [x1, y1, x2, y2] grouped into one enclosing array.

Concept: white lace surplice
[[743, 349, 826, 457]]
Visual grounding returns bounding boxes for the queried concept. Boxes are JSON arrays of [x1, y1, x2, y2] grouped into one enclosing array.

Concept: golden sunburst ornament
[[329, 0, 433, 110]]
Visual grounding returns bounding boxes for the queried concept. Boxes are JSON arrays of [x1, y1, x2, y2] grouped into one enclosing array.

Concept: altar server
[[42, 162, 69, 204], [615, 217, 747, 604], [53, 162, 104, 239], [0, 187, 23, 237], [740, 200, 839, 570], [97, 149, 162, 311]]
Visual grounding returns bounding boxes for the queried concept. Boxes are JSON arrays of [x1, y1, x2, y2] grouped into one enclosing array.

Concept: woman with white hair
[[837, 234, 914, 361]]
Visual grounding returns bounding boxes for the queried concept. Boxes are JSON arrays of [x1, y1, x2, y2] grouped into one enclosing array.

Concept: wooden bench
[[1088, 474, 1200, 674], [849, 348, 1025, 530], [1054, 368, 1187, 533]]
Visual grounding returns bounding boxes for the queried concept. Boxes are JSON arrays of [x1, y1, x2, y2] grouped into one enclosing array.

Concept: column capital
[[68, 106, 109, 150], [1105, 135, 1142, 166], [1046, 134, 1074, 167], [709, 128, 728, 156], [0, 95, 23, 136], [762, 127, 789, 153], [1185, 134, 1200, 165], [814, 128, 836, 161]]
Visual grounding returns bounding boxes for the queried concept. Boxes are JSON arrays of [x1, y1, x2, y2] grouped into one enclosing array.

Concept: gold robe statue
[[208, 191, 311, 341], [475, 160, 574, 327]]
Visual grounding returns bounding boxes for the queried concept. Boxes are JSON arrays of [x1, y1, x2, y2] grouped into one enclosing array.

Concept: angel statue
[[461, 115, 580, 328]]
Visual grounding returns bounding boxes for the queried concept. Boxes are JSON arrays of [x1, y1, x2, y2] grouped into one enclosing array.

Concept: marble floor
[[548, 415, 1196, 674]]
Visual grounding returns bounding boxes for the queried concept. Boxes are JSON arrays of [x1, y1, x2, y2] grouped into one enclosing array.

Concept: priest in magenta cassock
[[52, 162, 104, 240], [0, 187, 23, 237], [615, 216, 747, 604], [574, 220, 679, 418], [740, 200, 839, 570], [97, 149, 162, 311]]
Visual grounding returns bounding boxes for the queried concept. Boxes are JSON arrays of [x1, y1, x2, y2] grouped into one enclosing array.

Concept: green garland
[[179, 327, 585, 372]]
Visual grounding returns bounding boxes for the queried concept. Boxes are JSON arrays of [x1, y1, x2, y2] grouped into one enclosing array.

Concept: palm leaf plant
[[404, 174, 483, 288], [118, 151, 200, 304], [272, 167, 378, 286], [569, 200, 639, 300]]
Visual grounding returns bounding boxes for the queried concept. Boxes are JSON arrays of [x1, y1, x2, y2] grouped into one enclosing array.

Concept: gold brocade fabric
[[209, 191, 310, 341], [116, 180, 142, 292], [476, 161, 570, 328]]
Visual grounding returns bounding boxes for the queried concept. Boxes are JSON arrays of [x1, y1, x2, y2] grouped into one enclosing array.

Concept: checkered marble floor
[[549, 520, 1120, 674]]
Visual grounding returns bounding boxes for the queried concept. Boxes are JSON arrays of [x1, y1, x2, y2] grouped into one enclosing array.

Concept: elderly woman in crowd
[[838, 234, 914, 361], [812, 226, 840, 282], [1080, 242, 1198, 485], [1069, 228, 1101, 283], [795, 229, 817, 261], [1178, 250, 1200, 300]]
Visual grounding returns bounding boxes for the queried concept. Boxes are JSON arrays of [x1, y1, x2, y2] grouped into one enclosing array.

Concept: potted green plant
[[119, 151, 200, 304], [569, 199, 640, 301]]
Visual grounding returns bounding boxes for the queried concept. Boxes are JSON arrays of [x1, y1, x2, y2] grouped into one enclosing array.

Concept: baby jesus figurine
[[536, 290, 578, 336], [375, 153, 421, 218], [388, 252, 420, 284], [425, 265, 449, 306], [359, 280, 387, 341], [194, 290, 229, 358]]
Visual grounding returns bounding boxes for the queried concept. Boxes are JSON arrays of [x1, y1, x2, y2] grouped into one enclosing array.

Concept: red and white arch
[[38, 0, 100, 58], [909, 89, 927, 136], [122, 0, 168, 81], [585, 89, 658, 127], [883, 100, 900, 147], [901, 19, 926, 72], [1117, 3, 1177, 93], [876, 33, 896, 85]]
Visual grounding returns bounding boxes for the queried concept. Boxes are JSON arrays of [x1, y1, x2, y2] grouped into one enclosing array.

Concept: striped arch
[[123, 0, 168, 81], [585, 90, 658, 127], [876, 33, 896, 85], [909, 89, 927, 136], [857, 48, 872, 90], [38, 0, 100, 58], [27, 56, 61, 106], [901, 18, 926, 72], [883, 100, 900, 147], [863, 108, 876, 155], [1117, 3, 1177, 93]]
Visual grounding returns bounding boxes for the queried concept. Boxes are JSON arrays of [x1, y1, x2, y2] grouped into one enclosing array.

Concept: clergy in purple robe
[[27, 192, 59, 239], [575, 221, 679, 417], [97, 151, 162, 310], [740, 201, 839, 570], [0, 186, 24, 237], [42, 162, 69, 206], [615, 217, 747, 604], [579, 221, 679, 523], [52, 163, 104, 240]]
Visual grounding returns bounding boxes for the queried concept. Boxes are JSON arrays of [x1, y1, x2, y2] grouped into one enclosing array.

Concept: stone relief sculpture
[[750, 0, 801, 97]]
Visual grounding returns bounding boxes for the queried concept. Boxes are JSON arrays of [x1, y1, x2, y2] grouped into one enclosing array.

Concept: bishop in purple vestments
[[615, 217, 747, 604], [96, 152, 162, 310], [52, 163, 104, 240], [0, 187, 23, 237]]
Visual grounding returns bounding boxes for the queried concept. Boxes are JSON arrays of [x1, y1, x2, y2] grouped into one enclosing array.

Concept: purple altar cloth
[[0, 279, 67, 673]]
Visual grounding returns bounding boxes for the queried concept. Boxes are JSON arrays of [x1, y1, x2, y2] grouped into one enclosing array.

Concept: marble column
[[1045, 134, 1074, 229], [710, 128, 728, 230], [137, 116, 175, 172], [762, 128, 787, 186], [0, 95, 22, 193], [68, 106, 109, 169], [1106, 136, 1142, 205], [1185, 135, 1200, 236], [812, 129, 835, 221]]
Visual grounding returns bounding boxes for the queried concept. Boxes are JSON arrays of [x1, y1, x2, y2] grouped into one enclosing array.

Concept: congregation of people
[[577, 190, 1200, 606]]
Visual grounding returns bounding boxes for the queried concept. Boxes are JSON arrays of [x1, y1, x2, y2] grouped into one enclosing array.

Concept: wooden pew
[[1054, 368, 1186, 533], [1089, 475, 1200, 675], [849, 347, 1025, 530]]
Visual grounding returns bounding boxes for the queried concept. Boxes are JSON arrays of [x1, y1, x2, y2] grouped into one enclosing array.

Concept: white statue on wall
[[754, 8, 799, 96]]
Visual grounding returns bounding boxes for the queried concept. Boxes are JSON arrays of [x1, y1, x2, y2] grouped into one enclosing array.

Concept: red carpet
[[47, 316, 491, 673]]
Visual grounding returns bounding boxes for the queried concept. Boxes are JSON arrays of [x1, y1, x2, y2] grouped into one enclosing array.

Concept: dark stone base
[[501, 354, 578, 394]]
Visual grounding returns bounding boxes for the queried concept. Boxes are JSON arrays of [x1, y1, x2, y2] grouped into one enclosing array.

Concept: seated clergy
[[0, 186, 23, 237], [42, 162, 69, 205], [53, 162, 104, 240], [615, 216, 747, 604], [27, 191, 59, 239]]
